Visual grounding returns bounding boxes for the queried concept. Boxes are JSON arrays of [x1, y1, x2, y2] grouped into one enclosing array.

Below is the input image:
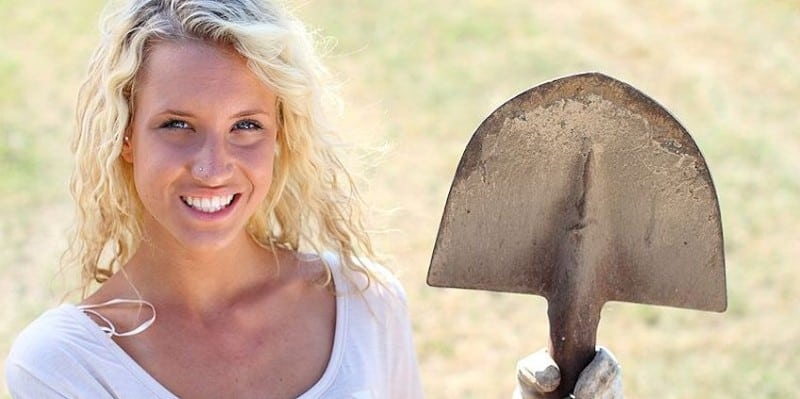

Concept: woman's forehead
[[139, 40, 246, 82], [135, 40, 277, 113]]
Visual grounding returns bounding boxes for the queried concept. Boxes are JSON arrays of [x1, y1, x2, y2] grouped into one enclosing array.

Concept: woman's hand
[[513, 347, 622, 399]]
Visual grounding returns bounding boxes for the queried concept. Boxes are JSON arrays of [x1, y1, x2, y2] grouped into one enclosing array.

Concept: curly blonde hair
[[66, 0, 379, 297]]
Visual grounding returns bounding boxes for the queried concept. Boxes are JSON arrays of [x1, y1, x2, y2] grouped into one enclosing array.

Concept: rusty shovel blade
[[428, 72, 726, 397]]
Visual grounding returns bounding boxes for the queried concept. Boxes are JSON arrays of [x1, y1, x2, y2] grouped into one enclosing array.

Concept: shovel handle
[[545, 297, 601, 399]]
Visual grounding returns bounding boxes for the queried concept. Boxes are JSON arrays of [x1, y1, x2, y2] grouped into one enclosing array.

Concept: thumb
[[515, 348, 561, 398]]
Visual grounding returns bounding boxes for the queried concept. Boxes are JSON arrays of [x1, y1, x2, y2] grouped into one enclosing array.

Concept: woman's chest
[[116, 304, 336, 398]]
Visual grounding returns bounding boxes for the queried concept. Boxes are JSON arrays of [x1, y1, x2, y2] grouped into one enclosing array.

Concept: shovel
[[428, 72, 726, 398]]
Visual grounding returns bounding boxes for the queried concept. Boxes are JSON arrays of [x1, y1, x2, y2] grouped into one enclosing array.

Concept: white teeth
[[181, 195, 235, 213]]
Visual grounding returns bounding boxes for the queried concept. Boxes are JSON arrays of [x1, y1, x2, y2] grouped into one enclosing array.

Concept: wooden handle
[[543, 295, 601, 399]]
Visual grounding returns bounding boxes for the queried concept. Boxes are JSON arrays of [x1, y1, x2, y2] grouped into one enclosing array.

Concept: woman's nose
[[191, 137, 233, 185]]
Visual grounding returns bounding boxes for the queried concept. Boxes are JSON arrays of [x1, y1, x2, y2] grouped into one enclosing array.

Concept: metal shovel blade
[[428, 72, 726, 397]]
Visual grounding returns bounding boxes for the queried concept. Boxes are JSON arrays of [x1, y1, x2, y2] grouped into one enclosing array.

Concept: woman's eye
[[233, 120, 263, 131], [160, 119, 191, 129]]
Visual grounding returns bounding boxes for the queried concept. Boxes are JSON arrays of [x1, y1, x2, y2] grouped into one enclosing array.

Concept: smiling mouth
[[180, 194, 237, 213]]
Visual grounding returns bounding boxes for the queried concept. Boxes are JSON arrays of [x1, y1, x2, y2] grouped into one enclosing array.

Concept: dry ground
[[1, 1, 798, 398]]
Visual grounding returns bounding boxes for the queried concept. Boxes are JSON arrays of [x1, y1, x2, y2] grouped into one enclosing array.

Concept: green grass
[[2, 0, 798, 398]]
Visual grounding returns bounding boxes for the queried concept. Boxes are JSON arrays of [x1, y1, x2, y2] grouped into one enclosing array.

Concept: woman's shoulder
[[6, 303, 173, 398], [304, 253, 423, 398], [12, 304, 81, 353], [321, 252, 408, 303], [5, 304, 103, 393], [7, 304, 90, 361]]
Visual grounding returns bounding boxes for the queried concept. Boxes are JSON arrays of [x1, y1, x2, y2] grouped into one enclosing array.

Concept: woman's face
[[123, 40, 279, 252]]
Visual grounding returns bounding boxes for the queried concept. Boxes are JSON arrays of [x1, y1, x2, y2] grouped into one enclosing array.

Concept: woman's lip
[[179, 191, 239, 198]]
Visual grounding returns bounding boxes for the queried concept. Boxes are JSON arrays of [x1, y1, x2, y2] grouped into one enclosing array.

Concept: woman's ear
[[121, 135, 133, 163]]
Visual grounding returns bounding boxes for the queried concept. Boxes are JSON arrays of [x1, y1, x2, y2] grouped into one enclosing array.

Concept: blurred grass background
[[1, 1, 798, 398]]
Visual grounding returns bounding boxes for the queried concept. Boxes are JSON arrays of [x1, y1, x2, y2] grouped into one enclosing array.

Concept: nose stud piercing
[[194, 164, 229, 176]]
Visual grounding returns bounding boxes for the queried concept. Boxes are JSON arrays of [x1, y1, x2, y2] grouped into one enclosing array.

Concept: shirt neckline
[[64, 263, 348, 398]]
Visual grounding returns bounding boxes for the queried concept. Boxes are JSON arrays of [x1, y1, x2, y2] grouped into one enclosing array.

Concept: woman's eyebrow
[[149, 109, 273, 119], [155, 109, 195, 118], [232, 109, 271, 118]]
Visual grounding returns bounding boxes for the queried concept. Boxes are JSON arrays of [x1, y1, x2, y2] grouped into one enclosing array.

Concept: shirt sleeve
[[384, 273, 425, 398], [4, 306, 167, 399], [5, 316, 82, 399], [5, 362, 70, 399]]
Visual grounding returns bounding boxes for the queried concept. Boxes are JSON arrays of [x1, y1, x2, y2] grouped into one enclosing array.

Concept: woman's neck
[[121, 232, 284, 319]]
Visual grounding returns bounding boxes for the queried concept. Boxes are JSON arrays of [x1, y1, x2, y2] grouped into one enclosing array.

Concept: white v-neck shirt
[[5, 259, 423, 398]]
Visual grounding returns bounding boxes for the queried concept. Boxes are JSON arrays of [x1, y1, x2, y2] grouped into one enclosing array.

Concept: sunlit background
[[1, 1, 798, 397]]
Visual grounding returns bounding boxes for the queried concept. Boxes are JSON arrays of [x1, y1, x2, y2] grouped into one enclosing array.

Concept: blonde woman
[[6, 1, 621, 398]]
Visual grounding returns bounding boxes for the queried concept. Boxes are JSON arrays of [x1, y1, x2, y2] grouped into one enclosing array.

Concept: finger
[[516, 349, 561, 396], [573, 347, 622, 399]]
